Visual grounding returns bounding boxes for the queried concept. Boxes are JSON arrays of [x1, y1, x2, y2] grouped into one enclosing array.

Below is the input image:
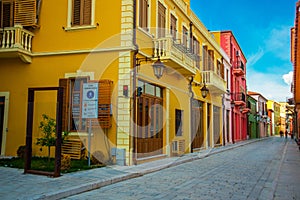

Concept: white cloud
[[247, 48, 264, 67], [264, 25, 291, 60], [282, 71, 293, 85], [247, 69, 292, 102]]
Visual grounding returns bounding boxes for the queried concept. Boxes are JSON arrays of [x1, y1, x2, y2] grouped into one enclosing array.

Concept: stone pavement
[[0, 137, 298, 200]]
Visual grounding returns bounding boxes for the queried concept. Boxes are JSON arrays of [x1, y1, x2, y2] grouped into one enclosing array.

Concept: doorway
[[0, 97, 4, 155]]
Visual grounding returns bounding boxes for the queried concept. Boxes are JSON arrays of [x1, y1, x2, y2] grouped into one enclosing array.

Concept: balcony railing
[[232, 92, 246, 106], [201, 71, 226, 95], [0, 25, 34, 63], [153, 35, 199, 76], [233, 61, 245, 76]]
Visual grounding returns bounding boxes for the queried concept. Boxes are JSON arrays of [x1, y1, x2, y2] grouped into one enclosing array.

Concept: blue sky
[[190, 0, 297, 102]]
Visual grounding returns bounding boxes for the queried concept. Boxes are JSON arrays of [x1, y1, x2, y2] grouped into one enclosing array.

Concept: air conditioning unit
[[171, 139, 185, 156]]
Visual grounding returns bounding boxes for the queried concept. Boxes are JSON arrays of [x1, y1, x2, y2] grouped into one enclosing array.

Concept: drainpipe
[[189, 22, 193, 53], [189, 76, 194, 153], [132, 0, 138, 165], [222, 94, 225, 146]]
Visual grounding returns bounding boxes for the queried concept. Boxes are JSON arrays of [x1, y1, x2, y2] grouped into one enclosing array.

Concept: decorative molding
[[33, 46, 135, 57]]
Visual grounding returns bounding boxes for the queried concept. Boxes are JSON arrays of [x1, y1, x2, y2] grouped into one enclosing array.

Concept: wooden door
[[136, 95, 163, 158]]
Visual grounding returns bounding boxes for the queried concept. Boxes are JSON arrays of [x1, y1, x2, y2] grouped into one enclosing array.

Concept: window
[[213, 106, 221, 145], [193, 37, 199, 55], [157, 1, 165, 38], [175, 109, 183, 136], [226, 69, 229, 90], [0, 0, 37, 28], [72, 0, 92, 26], [208, 50, 214, 71], [182, 26, 188, 49], [203, 45, 208, 71], [170, 14, 176, 40], [59, 77, 113, 132], [217, 60, 221, 76], [139, 0, 148, 31]]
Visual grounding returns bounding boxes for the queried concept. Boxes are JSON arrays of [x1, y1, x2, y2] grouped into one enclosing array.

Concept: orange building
[[291, 1, 300, 140]]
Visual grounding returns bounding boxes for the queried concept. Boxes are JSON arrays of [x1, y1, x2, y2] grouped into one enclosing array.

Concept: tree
[[36, 114, 68, 162]]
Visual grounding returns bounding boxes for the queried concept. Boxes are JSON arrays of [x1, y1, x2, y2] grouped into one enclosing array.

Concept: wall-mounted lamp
[[136, 56, 165, 79], [188, 76, 209, 98]]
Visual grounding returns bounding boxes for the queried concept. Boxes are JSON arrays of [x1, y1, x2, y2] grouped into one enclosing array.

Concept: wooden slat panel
[[14, 0, 36, 26], [59, 79, 70, 132], [82, 0, 91, 25], [90, 80, 113, 129], [72, 0, 81, 25], [62, 139, 82, 159]]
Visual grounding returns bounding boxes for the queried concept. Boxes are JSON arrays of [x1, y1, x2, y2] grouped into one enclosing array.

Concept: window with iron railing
[[232, 92, 246, 102]]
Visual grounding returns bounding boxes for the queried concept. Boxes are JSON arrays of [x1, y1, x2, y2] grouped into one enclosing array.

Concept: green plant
[[17, 145, 26, 159], [36, 114, 69, 162]]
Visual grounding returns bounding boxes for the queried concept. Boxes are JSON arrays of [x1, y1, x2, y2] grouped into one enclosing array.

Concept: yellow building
[[267, 100, 281, 135], [0, 0, 227, 165]]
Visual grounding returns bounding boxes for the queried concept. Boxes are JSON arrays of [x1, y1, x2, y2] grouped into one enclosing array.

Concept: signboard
[[82, 83, 98, 119]]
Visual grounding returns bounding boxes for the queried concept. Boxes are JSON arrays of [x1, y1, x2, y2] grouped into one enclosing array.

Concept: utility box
[[111, 148, 126, 166]]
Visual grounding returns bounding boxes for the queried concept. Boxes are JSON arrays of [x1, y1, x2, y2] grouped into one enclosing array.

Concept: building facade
[[291, 0, 300, 140], [267, 100, 281, 136], [248, 91, 269, 138], [0, 0, 228, 165], [247, 94, 258, 139], [212, 31, 248, 143]]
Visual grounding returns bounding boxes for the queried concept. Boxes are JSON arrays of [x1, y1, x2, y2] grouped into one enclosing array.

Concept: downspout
[[222, 94, 225, 146], [230, 35, 235, 144], [189, 76, 194, 153], [132, 0, 138, 165], [189, 22, 193, 53]]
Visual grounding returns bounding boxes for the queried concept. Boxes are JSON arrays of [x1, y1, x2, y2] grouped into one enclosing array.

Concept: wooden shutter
[[0, 0, 14, 28], [139, 0, 148, 30], [72, 0, 91, 26], [182, 26, 188, 48], [14, 0, 36, 27], [59, 78, 70, 132], [170, 14, 176, 40], [208, 50, 214, 71], [82, 0, 91, 25], [72, 0, 81, 26], [203, 45, 208, 71], [90, 80, 113, 129], [157, 2, 165, 38]]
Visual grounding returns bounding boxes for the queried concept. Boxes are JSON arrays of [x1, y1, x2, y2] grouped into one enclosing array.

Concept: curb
[[35, 137, 269, 199]]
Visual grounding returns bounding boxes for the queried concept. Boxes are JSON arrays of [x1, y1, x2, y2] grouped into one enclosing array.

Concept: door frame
[[0, 92, 9, 156]]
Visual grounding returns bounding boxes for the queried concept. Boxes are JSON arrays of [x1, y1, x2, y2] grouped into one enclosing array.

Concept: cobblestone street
[[65, 137, 300, 200]]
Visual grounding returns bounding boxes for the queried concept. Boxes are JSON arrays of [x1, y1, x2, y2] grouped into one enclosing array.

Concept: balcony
[[232, 92, 246, 107], [201, 71, 226, 95], [0, 25, 34, 63], [153, 35, 199, 76], [233, 61, 245, 76]]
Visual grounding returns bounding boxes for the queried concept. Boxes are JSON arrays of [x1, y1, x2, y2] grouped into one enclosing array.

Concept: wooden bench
[[62, 139, 84, 159]]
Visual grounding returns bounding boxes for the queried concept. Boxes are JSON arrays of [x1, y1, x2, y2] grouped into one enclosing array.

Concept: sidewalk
[[0, 137, 281, 200]]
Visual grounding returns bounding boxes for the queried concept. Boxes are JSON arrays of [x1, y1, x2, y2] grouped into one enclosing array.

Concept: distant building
[[247, 95, 258, 139], [267, 100, 281, 135], [248, 91, 269, 138]]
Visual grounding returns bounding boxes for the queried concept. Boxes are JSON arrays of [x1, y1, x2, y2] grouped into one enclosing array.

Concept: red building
[[219, 31, 248, 142]]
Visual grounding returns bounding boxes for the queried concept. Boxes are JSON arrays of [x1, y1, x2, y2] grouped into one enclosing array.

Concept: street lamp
[[136, 57, 165, 79], [188, 76, 209, 98]]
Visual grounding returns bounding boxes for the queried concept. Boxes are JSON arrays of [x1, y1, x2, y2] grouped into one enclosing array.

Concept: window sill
[[64, 25, 97, 31]]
